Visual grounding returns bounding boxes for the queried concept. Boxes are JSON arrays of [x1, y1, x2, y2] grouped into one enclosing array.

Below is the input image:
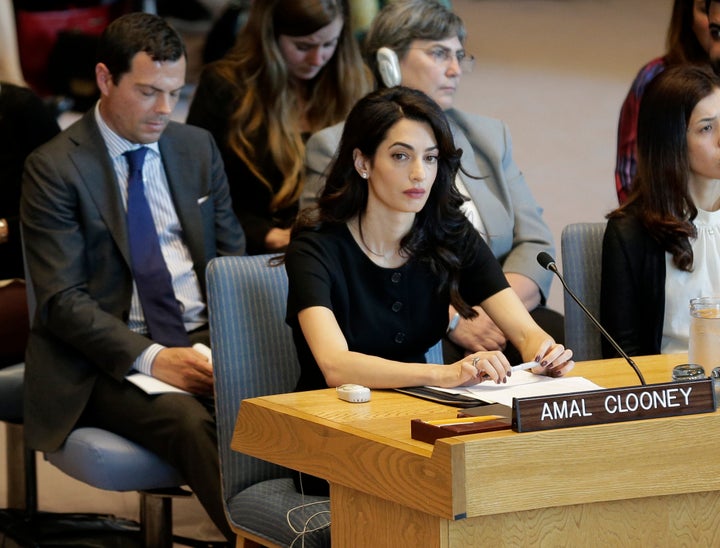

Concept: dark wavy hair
[[97, 13, 186, 84], [609, 64, 720, 271], [292, 86, 481, 318]]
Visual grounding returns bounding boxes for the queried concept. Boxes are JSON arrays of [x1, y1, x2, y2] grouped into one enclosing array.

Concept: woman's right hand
[[435, 351, 512, 388]]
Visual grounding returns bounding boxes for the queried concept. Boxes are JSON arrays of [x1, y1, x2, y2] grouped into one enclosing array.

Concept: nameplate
[[512, 379, 716, 433]]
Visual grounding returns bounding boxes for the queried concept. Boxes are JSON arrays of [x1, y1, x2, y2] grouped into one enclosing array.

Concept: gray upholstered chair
[[206, 255, 447, 547], [207, 255, 331, 548], [560, 221, 607, 362], [0, 281, 41, 536], [0, 289, 145, 543], [0, 281, 29, 512], [44, 427, 188, 545]]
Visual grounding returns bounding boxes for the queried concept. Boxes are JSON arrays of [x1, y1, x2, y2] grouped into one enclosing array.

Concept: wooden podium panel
[[329, 487, 720, 547], [232, 354, 720, 546], [233, 389, 462, 518]]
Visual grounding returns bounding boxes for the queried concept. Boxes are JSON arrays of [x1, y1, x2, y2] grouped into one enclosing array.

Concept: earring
[[361, 172, 368, 179]]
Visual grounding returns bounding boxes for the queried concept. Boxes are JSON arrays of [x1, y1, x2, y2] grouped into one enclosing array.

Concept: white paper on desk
[[125, 343, 211, 395], [428, 371, 604, 407]]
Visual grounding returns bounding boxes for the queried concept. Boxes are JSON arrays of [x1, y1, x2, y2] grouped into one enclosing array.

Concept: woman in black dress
[[284, 86, 574, 392]]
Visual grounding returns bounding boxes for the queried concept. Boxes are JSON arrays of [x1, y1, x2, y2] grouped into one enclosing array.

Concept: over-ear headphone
[[376, 47, 401, 87]]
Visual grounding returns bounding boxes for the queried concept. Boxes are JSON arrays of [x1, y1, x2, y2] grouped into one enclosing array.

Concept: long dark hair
[[610, 64, 720, 270], [293, 86, 481, 317], [665, 0, 709, 66]]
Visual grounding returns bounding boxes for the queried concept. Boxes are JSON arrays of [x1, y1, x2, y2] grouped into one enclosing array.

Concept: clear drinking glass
[[688, 297, 720, 370]]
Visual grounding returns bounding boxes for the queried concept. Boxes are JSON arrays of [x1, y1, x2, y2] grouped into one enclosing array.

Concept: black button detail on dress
[[394, 332, 406, 344], [391, 301, 403, 312], [391, 272, 402, 283]]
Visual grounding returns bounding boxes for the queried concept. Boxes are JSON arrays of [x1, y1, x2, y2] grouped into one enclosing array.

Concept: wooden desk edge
[[231, 354, 720, 520], [232, 395, 466, 519]]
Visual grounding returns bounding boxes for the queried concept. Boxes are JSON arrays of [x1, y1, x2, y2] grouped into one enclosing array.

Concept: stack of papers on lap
[[428, 371, 603, 407], [127, 373, 190, 395], [125, 343, 211, 395]]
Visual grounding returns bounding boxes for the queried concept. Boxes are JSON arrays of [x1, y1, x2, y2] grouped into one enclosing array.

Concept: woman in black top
[[187, 0, 371, 255], [602, 65, 720, 357], [285, 87, 574, 391]]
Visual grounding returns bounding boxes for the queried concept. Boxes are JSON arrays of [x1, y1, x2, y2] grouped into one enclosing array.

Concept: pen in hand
[[511, 361, 541, 372]]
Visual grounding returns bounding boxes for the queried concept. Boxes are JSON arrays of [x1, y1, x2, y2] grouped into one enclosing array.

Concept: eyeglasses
[[409, 46, 475, 73]]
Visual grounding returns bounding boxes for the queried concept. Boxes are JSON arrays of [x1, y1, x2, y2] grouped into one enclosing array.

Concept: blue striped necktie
[[124, 147, 190, 347]]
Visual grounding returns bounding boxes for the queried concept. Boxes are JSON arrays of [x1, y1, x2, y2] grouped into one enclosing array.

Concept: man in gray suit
[[21, 13, 244, 541], [301, 0, 562, 364]]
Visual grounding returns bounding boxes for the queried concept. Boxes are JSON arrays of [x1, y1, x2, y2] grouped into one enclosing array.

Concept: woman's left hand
[[530, 339, 575, 377]]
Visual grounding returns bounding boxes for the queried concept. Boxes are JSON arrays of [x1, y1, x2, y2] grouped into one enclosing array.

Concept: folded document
[[427, 370, 603, 407]]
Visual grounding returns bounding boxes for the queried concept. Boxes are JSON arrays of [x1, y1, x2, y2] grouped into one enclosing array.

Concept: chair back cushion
[[207, 255, 300, 499], [560, 222, 607, 361], [0, 363, 25, 423], [425, 339, 443, 364]]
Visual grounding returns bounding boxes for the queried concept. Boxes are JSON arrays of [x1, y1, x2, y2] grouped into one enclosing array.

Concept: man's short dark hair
[[97, 12, 186, 83]]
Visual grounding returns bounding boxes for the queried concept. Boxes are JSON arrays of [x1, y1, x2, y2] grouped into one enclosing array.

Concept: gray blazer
[[20, 110, 245, 451], [301, 108, 554, 300]]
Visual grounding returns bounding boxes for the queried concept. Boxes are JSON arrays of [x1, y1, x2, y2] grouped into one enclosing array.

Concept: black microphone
[[537, 252, 646, 385]]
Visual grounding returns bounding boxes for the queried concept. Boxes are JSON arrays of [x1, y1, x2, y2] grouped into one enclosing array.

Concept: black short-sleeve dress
[[285, 223, 509, 391]]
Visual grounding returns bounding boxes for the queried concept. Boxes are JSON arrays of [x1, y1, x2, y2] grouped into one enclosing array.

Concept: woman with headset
[[301, 0, 562, 365]]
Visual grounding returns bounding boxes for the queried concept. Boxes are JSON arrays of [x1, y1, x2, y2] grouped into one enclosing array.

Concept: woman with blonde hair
[[187, 0, 371, 254]]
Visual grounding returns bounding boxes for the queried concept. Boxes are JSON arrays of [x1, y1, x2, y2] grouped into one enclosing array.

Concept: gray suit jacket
[[20, 110, 245, 451], [301, 109, 554, 300]]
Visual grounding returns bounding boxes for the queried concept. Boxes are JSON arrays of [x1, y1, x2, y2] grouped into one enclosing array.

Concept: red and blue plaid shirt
[[614, 57, 666, 204]]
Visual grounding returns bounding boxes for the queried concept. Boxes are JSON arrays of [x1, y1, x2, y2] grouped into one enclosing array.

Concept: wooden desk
[[232, 354, 720, 546]]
